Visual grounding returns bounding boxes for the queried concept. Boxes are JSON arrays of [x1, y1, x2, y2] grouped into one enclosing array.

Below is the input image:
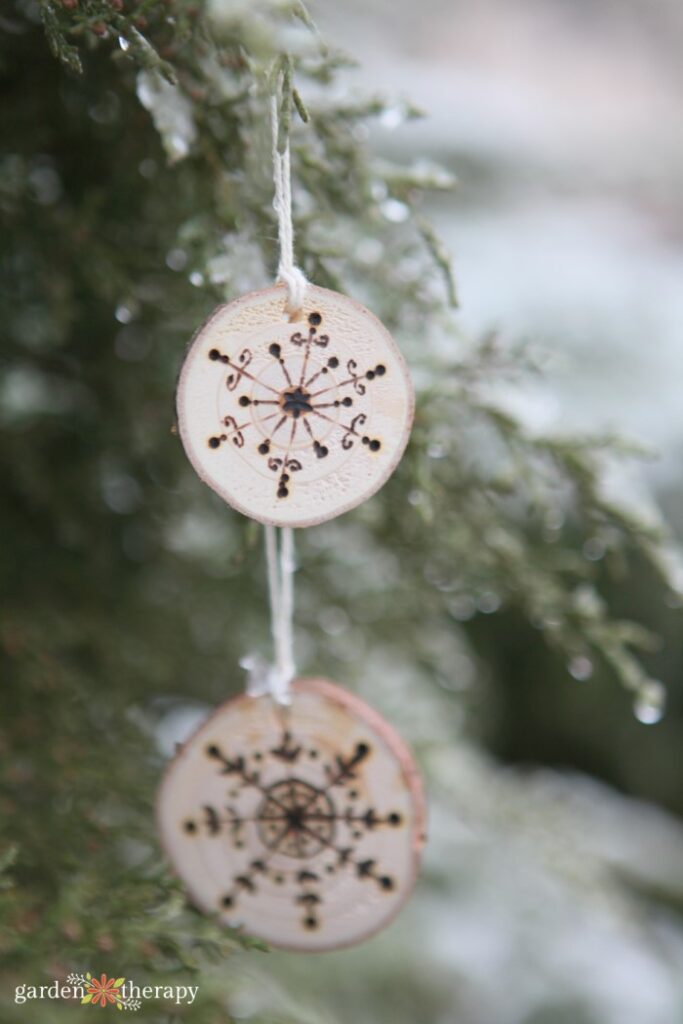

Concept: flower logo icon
[[83, 974, 125, 1008], [66, 972, 140, 1011]]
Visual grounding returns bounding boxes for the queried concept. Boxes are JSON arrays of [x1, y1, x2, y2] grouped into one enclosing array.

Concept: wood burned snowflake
[[157, 678, 426, 951], [205, 316, 388, 499], [175, 285, 414, 527]]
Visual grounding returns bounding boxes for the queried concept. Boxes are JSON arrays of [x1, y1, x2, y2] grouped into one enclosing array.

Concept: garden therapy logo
[[14, 973, 199, 1010], [68, 973, 140, 1011]]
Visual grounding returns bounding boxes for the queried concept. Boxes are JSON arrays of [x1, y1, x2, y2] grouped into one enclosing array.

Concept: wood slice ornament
[[157, 678, 426, 951], [175, 284, 414, 527]]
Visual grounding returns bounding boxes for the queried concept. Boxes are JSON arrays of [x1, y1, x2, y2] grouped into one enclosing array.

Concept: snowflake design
[[205, 311, 387, 501], [181, 728, 405, 932]]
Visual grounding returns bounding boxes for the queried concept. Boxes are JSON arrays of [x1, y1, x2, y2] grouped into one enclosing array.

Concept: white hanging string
[[243, 78, 303, 706], [279, 525, 296, 682], [243, 526, 296, 705], [270, 91, 308, 316]]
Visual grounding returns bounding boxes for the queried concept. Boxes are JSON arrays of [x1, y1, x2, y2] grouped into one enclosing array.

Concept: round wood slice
[[175, 285, 414, 527], [157, 678, 426, 951]]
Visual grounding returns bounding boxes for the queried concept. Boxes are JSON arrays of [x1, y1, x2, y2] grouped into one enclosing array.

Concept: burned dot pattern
[[187, 735, 406, 934], [157, 678, 425, 950], [175, 286, 414, 527], [202, 314, 386, 502]]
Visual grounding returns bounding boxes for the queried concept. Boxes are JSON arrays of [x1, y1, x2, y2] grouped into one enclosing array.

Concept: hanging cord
[[243, 526, 296, 705], [243, 72, 304, 705], [269, 524, 296, 696], [270, 72, 308, 316]]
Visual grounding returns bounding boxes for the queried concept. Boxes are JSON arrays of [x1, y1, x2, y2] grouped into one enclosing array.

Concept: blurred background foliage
[[1, 0, 683, 1022]]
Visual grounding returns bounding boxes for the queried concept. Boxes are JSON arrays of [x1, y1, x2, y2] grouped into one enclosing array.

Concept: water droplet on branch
[[633, 680, 666, 725]]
